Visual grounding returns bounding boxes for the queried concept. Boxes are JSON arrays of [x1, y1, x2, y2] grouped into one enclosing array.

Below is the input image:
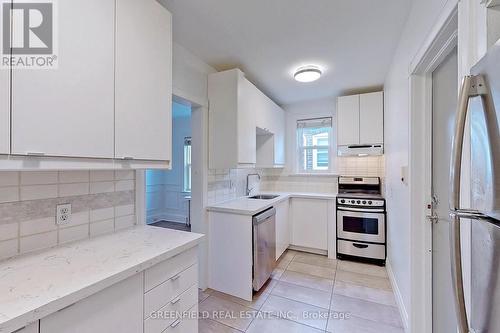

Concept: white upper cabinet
[[208, 68, 286, 169], [208, 69, 256, 169], [11, 0, 115, 158], [337, 91, 384, 147], [360, 92, 384, 144], [0, 62, 8, 155], [115, 0, 172, 162], [337, 95, 360, 146]]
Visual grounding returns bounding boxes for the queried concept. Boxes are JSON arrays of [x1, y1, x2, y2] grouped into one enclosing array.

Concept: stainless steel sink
[[249, 195, 279, 200]]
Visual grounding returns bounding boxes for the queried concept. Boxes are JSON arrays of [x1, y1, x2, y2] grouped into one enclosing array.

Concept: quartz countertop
[[206, 192, 337, 216], [0, 225, 204, 333]]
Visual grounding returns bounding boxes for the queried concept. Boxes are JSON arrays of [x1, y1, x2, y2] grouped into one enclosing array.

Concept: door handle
[[426, 214, 439, 224], [448, 74, 491, 333], [352, 243, 368, 249]]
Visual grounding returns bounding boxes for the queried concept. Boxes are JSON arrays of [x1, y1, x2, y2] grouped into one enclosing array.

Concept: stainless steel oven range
[[336, 177, 386, 265]]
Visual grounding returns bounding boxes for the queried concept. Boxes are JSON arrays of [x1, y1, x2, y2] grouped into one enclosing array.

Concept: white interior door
[[431, 47, 458, 333]]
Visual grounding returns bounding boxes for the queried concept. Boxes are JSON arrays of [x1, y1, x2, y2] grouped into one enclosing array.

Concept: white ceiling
[[162, 0, 412, 106]]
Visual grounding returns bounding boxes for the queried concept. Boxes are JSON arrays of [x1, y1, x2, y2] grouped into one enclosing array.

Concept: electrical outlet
[[56, 203, 72, 225]]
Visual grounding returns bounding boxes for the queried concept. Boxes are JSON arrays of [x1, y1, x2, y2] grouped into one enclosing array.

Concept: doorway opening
[[146, 101, 193, 232]]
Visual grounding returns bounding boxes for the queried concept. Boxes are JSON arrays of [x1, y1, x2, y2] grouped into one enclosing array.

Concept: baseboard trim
[[288, 245, 327, 256], [386, 259, 410, 331]]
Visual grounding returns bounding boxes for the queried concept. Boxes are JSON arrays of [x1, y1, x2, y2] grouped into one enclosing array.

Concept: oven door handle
[[337, 207, 385, 213]]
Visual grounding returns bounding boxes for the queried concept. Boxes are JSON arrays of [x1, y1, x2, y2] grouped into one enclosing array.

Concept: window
[[183, 137, 192, 192], [297, 117, 332, 173]]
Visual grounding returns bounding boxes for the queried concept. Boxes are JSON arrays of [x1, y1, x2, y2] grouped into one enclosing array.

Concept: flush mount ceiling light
[[294, 66, 322, 83]]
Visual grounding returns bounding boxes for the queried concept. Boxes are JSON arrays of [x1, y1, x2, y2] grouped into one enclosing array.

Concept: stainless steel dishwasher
[[252, 207, 277, 291]]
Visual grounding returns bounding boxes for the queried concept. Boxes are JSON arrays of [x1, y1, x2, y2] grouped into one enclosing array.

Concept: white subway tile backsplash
[[115, 180, 135, 191], [90, 170, 115, 182], [20, 171, 58, 185], [58, 224, 89, 244], [115, 215, 135, 230], [0, 172, 19, 187], [0, 223, 18, 241], [0, 170, 136, 260], [0, 187, 20, 203], [58, 171, 90, 183], [20, 217, 57, 236], [20, 185, 58, 201], [58, 182, 89, 197], [20, 231, 57, 253], [0, 239, 18, 260], [61, 210, 90, 228], [115, 170, 135, 180], [115, 204, 134, 217], [90, 219, 114, 237], [90, 207, 114, 222], [90, 181, 115, 194]]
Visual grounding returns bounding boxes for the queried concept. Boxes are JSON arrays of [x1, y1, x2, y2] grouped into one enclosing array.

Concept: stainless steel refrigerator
[[449, 43, 500, 333]]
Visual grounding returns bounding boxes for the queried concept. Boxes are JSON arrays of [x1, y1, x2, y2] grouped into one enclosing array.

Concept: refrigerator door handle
[[449, 74, 489, 333]]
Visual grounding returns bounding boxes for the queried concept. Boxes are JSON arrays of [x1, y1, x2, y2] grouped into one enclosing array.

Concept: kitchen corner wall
[[0, 170, 136, 261], [207, 155, 384, 204], [207, 168, 265, 205]]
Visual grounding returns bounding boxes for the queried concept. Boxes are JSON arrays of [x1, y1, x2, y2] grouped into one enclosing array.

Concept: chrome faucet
[[246, 173, 261, 196]]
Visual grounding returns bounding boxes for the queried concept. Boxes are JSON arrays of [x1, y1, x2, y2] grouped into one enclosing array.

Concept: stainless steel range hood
[[337, 144, 384, 157]]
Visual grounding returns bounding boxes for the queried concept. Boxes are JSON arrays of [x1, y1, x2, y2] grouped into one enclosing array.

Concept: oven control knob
[[368, 201, 372, 205], [362, 200, 367, 204], [357, 200, 361, 204], [351, 200, 355, 204], [340, 199, 345, 203]]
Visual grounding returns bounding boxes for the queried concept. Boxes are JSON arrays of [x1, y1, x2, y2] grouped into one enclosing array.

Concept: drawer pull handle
[[353, 243, 369, 249], [171, 274, 181, 281], [171, 296, 181, 305], [170, 319, 181, 328]]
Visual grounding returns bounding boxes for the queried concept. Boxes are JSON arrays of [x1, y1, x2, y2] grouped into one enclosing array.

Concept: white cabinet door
[[273, 105, 286, 166], [337, 95, 360, 146], [237, 77, 256, 165], [115, 0, 172, 161], [291, 198, 328, 250], [11, 0, 115, 158], [360, 92, 384, 144], [40, 274, 143, 333], [16, 322, 39, 333], [275, 199, 290, 259], [0, 61, 8, 155]]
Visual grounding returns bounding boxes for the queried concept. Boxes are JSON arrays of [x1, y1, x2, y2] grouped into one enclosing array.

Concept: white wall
[[278, 97, 385, 181], [172, 42, 216, 107], [383, 0, 454, 327]]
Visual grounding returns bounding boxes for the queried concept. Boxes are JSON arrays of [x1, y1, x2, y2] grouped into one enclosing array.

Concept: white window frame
[[183, 137, 192, 192], [296, 117, 333, 174]]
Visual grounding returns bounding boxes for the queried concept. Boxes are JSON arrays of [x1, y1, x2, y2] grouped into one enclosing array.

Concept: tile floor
[[198, 250, 404, 332]]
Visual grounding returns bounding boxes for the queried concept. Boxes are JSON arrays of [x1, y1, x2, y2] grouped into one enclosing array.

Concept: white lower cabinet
[[15, 322, 38, 333], [38, 246, 198, 333], [40, 273, 143, 333], [290, 198, 329, 251], [275, 199, 290, 259]]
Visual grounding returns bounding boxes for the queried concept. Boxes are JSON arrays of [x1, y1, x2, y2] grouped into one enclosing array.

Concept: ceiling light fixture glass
[[294, 66, 322, 83]]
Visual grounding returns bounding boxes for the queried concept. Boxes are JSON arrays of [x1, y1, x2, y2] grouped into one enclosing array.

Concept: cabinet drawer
[[144, 284, 197, 333], [144, 264, 198, 317], [337, 240, 385, 260], [145, 247, 197, 292], [162, 304, 198, 333]]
